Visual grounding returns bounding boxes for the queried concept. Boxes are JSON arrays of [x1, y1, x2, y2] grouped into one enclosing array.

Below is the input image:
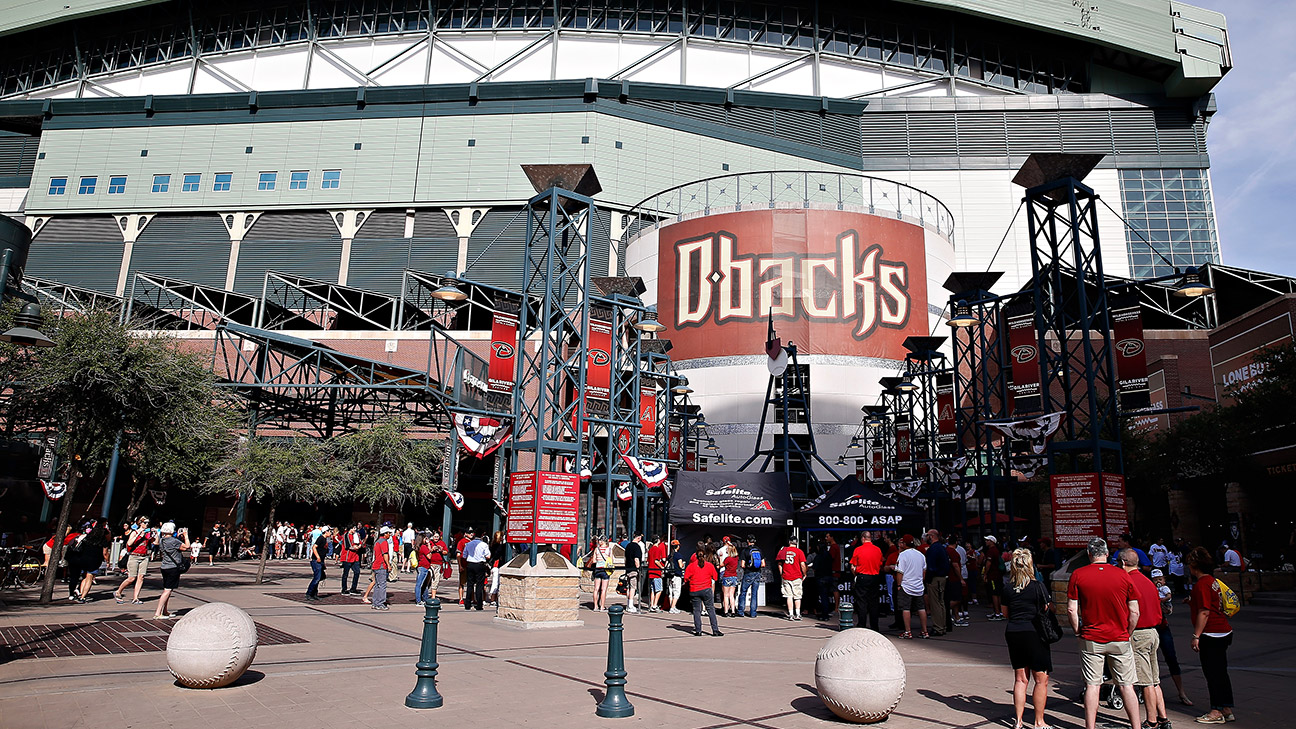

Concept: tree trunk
[[255, 501, 276, 585], [38, 469, 80, 604], [122, 476, 151, 524]]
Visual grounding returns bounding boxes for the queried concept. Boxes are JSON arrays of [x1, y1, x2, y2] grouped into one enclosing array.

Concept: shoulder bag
[[1032, 581, 1063, 644]]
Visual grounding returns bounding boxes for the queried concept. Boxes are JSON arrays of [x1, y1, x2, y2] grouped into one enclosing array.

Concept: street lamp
[[1173, 267, 1214, 298], [672, 376, 693, 395], [429, 271, 467, 302], [632, 307, 666, 333], [835, 456, 847, 467], [947, 300, 977, 328], [895, 375, 919, 393], [0, 302, 54, 347]]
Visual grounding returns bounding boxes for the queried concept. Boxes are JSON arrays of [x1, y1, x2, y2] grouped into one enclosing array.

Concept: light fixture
[[429, 271, 467, 301], [706, 439, 718, 451], [695, 416, 708, 428], [0, 303, 54, 347], [835, 456, 847, 466], [896, 376, 919, 393], [947, 300, 977, 328], [1173, 266, 1214, 298], [672, 376, 693, 394], [716, 457, 726, 466], [633, 307, 666, 333], [848, 438, 862, 450], [866, 412, 885, 428]]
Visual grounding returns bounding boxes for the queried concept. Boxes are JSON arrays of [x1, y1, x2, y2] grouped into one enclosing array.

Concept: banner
[[667, 427, 682, 464], [855, 459, 866, 481], [667, 471, 793, 526], [1050, 473, 1100, 548], [894, 415, 911, 471], [37, 433, 57, 481], [622, 455, 669, 487], [638, 384, 657, 447], [1112, 297, 1150, 411], [586, 308, 613, 408], [1006, 311, 1041, 413], [41, 479, 67, 500], [685, 451, 697, 471], [487, 302, 520, 395], [935, 372, 956, 452], [871, 440, 884, 480], [452, 413, 511, 458], [1102, 473, 1130, 542]]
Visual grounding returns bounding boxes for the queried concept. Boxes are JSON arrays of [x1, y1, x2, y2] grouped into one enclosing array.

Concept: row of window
[[47, 170, 342, 196]]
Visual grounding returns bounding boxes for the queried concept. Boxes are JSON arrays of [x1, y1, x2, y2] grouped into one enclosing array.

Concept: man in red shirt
[[338, 523, 363, 595], [849, 531, 883, 631], [1122, 548, 1169, 728], [776, 536, 807, 621], [370, 526, 393, 611], [646, 535, 668, 613], [114, 517, 155, 605], [1067, 537, 1141, 729], [456, 528, 473, 605]]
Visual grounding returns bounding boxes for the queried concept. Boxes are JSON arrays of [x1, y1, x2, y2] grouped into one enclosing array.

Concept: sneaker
[[1194, 715, 1225, 725], [668, 608, 681, 614], [712, 631, 724, 637], [626, 607, 639, 613], [954, 619, 970, 627], [899, 631, 913, 639], [920, 632, 931, 638], [114, 595, 124, 604], [416, 601, 425, 607], [131, 599, 143, 605], [793, 614, 803, 621], [785, 614, 795, 621]]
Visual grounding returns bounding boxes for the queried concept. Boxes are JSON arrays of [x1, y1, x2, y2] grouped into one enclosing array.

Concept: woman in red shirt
[[1186, 547, 1234, 724], [721, 548, 740, 617], [683, 544, 723, 637]]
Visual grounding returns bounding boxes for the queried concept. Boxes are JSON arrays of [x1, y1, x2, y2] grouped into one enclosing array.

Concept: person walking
[[895, 535, 929, 639], [667, 539, 687, 614], [114, 517, 155, 605], [924, 530, 951, 636], [305, 526, 330, 600], [462, 528, 491, 611], [424, 529, 449, 602], [1066, 537, 1142, 729], [646, 534, 668, 613], [588, 536, 615, 611], [984, 535, 1005, 620], [623, 533, 645, 613], [488, 530, 507, 605], [1151, 568, 1194, 706], [412, 531, 431, 605], [684, 545, 722, 637], [456, 528, 472, 605], [153, 523, 190, 619], [721, 542, 741, 617], [1002, 548, 1052, 729], [339, 524, 363, 595], [776, 536, 807, 621], [370, 526, 393, 611], [850, 530, 884, 631], [1121, 548, 1172, 729], [73, 522, 110, 603], [402, 523, 417, 574], [737, 535, 763, 618], [1187, 546, 1235, 724]]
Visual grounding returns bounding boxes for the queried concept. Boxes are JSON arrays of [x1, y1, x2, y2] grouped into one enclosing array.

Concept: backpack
[[1214, 578, 1241, 617], [749, 547, 762, 569]]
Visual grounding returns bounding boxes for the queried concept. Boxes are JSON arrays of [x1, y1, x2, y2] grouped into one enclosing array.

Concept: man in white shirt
[[894, 534, 929, 638], [463, 529, 492, 610], [402, 523, 416, 573], [1222, 542, 1242, 571], [1148, 538, 1169, 571]]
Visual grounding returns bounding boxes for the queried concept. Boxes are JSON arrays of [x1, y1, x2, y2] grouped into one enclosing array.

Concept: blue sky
[[1192, 0, 1295, 275]]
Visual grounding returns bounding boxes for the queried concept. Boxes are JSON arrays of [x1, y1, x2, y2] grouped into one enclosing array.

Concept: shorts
[[593, 569, 610, 580], [160, 567, 181, 590], [1079, 638, 1137, 686], [722, 576, 738, 587], [781, 578, 803, 599], [668, 576, 682, 599], [1131, 628, 1161, 686], [898, 591, 926, 613], [651, 577, 663, 592], [947, 579, 963, 601], [987, 576, 1003, 596], [1006, 630, 1053, 673], [126, 553, 149, 579]]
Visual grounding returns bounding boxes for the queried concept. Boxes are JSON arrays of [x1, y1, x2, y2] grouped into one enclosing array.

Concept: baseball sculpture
[[814, 629, 907, 723], [166, 602, 259, 688]]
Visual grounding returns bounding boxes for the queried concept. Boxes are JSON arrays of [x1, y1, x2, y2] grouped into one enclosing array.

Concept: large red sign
[[1102, 474, 1129, 542], [488, 305, 520, 395], [1007, 311, 1041, 413], [1050, 472, 1130, 548], [656, 209, 927, 360], [505, 471, 580, 545], [1112, 297, 1149, 411]]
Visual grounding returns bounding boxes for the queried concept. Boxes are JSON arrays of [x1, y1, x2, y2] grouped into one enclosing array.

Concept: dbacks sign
[[657, 210, 928, 360]]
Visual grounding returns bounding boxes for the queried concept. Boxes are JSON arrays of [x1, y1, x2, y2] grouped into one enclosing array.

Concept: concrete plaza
[[0, 561, 1291, 729]]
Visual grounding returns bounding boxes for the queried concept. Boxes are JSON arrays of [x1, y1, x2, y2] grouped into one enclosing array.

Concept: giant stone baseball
[[815, 629, 907, 723], [166, 602, 258, 688]]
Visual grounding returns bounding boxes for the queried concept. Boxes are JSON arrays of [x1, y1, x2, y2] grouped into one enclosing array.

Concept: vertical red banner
[[1006, 311, 1041, 413], [935, 372, 955, 453], [685, 451, 697, 471], [895, 415, 912, 471], [1112, 297, 1150, 411], [871, 441, 884, 480], [638, 384, 657, 447], [587, 311, 613, 405], [667, 428, 682, 463], [488, 304, 520, 394], [855, 459, 866, 481]]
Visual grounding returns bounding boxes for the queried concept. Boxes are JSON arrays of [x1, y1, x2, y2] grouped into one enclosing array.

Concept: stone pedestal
[[494, 551, 584, 629]]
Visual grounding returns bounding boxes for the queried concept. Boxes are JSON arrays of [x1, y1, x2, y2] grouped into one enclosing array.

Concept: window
[[1119, 169, 1220, 279], [213, 173, 232, 192], [289, 171, 308, 190], [258, 172, 277, 191], [182, 173, 201, 192], [48, 177, 67, 195], [78, 176, 97, 194], [321, 170, 341, 189], [108, 176, 127, 194], [152, 174, 170, 193]]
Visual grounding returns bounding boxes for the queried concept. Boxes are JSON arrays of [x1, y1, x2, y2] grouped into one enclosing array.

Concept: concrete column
[[609, 211, 629, 276], [219, 212, 262, 291], [113, 213, 154, 296], [329, 210, 374, 286], [444, 207, 488, 275]]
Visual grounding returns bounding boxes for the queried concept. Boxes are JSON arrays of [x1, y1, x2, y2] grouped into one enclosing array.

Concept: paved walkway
[[1, 561, 1291, 728]]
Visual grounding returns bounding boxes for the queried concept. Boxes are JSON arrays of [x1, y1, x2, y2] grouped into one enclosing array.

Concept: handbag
[[441, 564, 452, 579], [1032, 581, 1063, 644]]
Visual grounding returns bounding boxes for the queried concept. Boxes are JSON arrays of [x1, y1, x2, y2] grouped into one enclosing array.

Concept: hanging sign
[[667, 427, 682, 464], [586, 308, 613, 409], [855, 459, 867, 481], [935, 372, 956, 452], [487, 300, 520, 395], [1111, 296, 1150, 411], [894, 415, 912, 471], [149, 489, 167, 505], [684, 451, 697, 471], [37, 433, 57, 481], [1006, 311, 1041, 413], [615, 428, 633, 455], [638, 384, 657, 447], [871, 440, 884, 480]]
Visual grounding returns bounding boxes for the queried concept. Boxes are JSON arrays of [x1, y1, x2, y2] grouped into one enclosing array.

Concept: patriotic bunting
[[452, 413, 512, 458], [616, 482, 633, 502], [448, 491, 466, 510], [41, 479, 68, 500], [985, 412, 1064, 455], [149, 489, 167, 505], [621, 455, 669, 487]]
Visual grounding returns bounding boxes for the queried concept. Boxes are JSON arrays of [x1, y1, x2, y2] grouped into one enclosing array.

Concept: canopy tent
[[795, 476, 924, 530], [668, 471, 793, 528], [956, 512, 1028, 527]]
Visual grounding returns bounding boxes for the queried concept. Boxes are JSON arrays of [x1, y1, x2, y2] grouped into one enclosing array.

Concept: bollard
[[405, 598, 443, 709], [595, 604, 635, 718], [838, 601, 855, 630]]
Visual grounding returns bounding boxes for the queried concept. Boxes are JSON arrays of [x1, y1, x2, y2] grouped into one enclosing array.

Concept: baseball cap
[[984, 535, 998, 544], [380, 526, 394, 535], [1151, 569, 1165, 578], [670, 539, 679, 546]]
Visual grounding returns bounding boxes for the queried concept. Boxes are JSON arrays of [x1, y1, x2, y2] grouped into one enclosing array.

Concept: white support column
[[24, 216, 50, 238], [444, 207, 489, 275], [609, 211, 630, 277], [113, 213, 154, 296], [329, 209, 374, 286], [220, 211, 263, 291]]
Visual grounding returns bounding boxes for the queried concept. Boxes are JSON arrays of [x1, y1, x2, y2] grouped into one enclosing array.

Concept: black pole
[[405, 598, 444, 709], [838, 601, 855, 630], [595, 604, 635, 718]]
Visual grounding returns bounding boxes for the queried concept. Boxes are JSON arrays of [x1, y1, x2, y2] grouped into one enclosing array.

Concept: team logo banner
[[586, 307, 613, 409], [871, 439, 884, 480], [452, 413, 511, 458], [487, 300, 520, 396], [667, 428, 682, 464], [855, 459, 866, 481], [656, 209, 928, 361], [894, 415, 912, 471], [622, 455, 669, 487], [935, 372, 956, 451], [638, 384, 657, 447], [1111, 295, 1150, 411], [668, 471, 793, 526], [1006, 310, 1041, 413]]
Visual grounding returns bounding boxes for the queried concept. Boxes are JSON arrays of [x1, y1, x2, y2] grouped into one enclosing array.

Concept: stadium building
[[0, 1, 1233, 498]]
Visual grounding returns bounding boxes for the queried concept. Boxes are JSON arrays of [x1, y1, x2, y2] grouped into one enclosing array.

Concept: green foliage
[[333, 418, 445, 509], [201, 436, 351, 507]]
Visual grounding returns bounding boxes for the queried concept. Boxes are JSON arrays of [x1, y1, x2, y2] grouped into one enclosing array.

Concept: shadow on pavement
[[790, 683, 846, 723], [918, 687, 1013, 725]]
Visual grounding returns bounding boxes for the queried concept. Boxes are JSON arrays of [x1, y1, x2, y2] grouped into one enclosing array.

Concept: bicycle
[[0, 547, 45, 589]]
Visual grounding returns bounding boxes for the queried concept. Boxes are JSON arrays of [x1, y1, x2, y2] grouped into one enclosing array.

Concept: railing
[[625, 171, 956, 244]]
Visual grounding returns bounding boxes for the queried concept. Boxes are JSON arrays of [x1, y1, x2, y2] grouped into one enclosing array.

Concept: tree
[[201, 437, 350, 583], [333, 417, 445, 510], [1, 308, 236, 604]]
